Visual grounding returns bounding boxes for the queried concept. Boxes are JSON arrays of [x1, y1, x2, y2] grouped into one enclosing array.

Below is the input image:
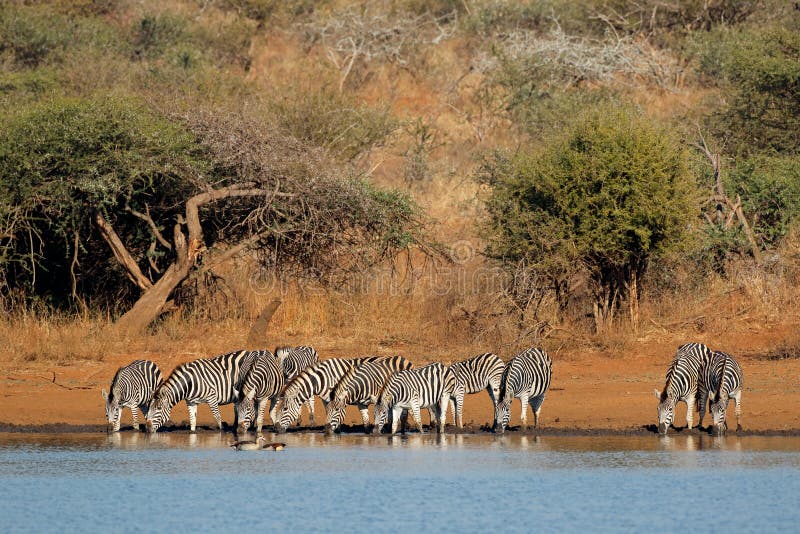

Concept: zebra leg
[[268, 397, 280, 427], [685, 392, 696, 430], [256, 399, 269, 434], [130, 405, 140, 432], [487, 383, 500, 429], [438, 395, 449, 434], [306, 398, 316, 426], [697, 386, 707, 429], [187, 404, 198, 432], [358, 403, 370, 432], [455, 391, 464, 429], [207, 401, 224, 431], [390, 406, 403, 434], [734, 391, 743, 431], [410, 399, 424, 434], [519, 394, 529, 429], [529, 394, 546, 429]]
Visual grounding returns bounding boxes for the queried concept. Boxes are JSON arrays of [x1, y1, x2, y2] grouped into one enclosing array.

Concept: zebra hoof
[[736, 424, 742, 432]]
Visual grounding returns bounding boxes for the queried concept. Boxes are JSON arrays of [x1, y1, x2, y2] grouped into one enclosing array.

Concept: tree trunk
[[247, 299, 282, 347], [628, 269, 639, 333], [114, 221, 193, 336], [114, 263, 192, 335], [106, 185, 274, 336]]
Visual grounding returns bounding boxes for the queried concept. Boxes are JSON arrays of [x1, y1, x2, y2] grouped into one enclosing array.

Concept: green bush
[[728, 156, 800, 247], [700, 27, 800, 155], [478, 105, 698, 328], [0, 6, 70, 66]]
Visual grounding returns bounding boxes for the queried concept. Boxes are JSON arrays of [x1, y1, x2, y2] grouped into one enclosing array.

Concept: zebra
[[448, 352, 505, 429], [274, 356, 383, 433], [653, 342, 713, 435], [102, 360, 163, 432], [494, 348, 553, 434], [325, 356, 413, 433], [373, 362, 455, 434], [275, 345, 319, 425], [146, 350, 257, 433], [702, 350, 744, 434], [235, 350, 284, 434]]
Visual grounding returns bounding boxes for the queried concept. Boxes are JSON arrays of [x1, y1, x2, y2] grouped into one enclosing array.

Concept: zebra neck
[[162, 375, 189, 407]]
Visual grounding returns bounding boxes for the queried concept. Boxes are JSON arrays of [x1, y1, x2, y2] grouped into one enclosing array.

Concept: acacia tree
[[479, 107, 697, 331], [0, 97, 429, 334]]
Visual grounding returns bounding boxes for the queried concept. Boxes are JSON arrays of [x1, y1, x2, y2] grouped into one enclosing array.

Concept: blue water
[[1, 432, 799, 533]]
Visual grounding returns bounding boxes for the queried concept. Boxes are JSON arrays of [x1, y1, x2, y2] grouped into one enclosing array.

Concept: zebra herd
[[102, 340, 745, 437], [654, 342, 744, 435], [102, 348, 554, 435]]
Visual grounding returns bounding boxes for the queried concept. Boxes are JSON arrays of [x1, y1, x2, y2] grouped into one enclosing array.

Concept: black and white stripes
[[235, 350, 284, 434], [654, 342, 713, 435], [146, 350, 257, 433], [274, 356, 382, 433], [373, 362, 455, 434], [103, 360, 163, 432], [704, 351, 744, 434], [276, 346, 319, 425], [448, 352, 505, 429], [494, 348, 552, 434], [325, 356, 413, 433]]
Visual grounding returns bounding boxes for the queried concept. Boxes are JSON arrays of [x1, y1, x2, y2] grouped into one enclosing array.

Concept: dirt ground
[[1, 329, 798, 434]]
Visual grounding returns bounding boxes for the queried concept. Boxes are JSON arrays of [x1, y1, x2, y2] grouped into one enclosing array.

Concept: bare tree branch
[[125, 204, 172, 250], [94, 212, 153, 291]]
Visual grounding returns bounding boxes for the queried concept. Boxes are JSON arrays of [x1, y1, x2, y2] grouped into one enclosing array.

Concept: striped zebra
[[326, 356, 413, 433], [494, 348, 553, 434], [274, 356, 382, 433], [653, 342, 713, 435], [275, 345, 319, 424], [703, 350, 744, 434], [448, 352, 505, 429], [146, 350, 257, 433], [373, 362, 455, 434], [102, 360, 163, 432], [235, 350, 284, 434]]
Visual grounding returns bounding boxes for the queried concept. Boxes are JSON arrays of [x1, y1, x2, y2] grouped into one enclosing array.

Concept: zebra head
[[373, 399, 390, 434], [653, 389, 676, 435], [494, 397, 513, 434], [275, 390, 302, 434], [146, 394, 172, 433], [709, 396, 728, 435], [101, 389, 122, 432], [325, 397, 346, 434], [235, 389, 256, 433]]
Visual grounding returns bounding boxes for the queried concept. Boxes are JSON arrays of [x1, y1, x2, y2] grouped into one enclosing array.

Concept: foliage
[[0, 96, 203, 307], [478, 106, 697, 327], [0, 5, 71, 66], [728, 156, 800, 248], [700, 27, 800, 156], [0, 96, 429, 312]]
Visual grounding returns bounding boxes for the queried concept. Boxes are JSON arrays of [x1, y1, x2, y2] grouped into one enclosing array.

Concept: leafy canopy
[[479, 106, 698, 314]]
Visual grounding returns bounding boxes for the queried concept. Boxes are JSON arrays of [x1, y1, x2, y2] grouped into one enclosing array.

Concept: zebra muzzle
[[658, 423, 669, 435]]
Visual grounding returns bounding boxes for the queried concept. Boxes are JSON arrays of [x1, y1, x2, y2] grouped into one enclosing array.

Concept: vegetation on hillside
[[0, 0, 798, 352]]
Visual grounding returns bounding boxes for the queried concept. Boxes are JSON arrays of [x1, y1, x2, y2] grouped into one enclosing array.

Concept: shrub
[[0, 5, 70, 66], [700, 27, 800, 155], [478, 105, 698, 330]]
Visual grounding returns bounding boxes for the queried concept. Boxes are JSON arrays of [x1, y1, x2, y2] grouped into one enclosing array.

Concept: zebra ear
[[246, 389, 256, 400], [102, 389, 108, 401], [653, 389, 661, 400], [232, 389, 240, 400]]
